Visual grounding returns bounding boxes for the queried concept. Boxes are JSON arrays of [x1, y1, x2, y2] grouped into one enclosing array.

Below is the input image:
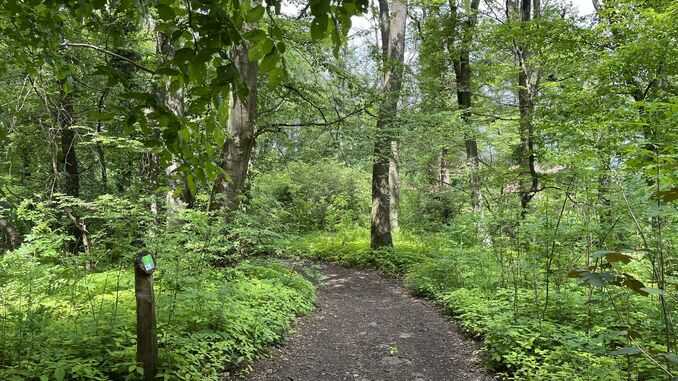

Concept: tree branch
[[60, 41, 156, 75], [283, 84, 328, 124], [256, 105, 369, 136]]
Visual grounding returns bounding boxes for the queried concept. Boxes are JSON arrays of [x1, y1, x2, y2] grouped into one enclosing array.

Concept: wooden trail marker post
[[135, 248, 158, 381]]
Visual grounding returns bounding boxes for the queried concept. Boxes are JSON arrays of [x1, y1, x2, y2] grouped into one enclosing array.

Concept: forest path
[[231, 262, 494, 381]]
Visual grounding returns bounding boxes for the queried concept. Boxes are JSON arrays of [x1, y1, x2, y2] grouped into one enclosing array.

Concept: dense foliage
[[0, 0, 676, 379], [0, 203, 315, 380]]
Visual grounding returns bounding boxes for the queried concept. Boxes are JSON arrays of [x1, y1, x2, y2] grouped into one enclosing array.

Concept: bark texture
[[514, 0, 539, 217], [157, 32, 193, 211], [389, 141, 400, 230], [57, 87, 79, 198], [135, 258, 158, 381], [0, 219, 22, 250], [214, 43, 258, 212], [449, 0, 481, 212], [371, 0, 407, 249], [95, 89, 109, 192], [56, 84, 85, 251], [439, 147, 450, 188]]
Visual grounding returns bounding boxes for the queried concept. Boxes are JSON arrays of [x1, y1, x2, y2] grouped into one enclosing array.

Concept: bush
[[440, 288, 626, 380], [405, 245, 499, 296], [280, 227, 429, 274], [250, 160, 370, 232], [0, 250, 314, 380], [283, 228, 671, 381]]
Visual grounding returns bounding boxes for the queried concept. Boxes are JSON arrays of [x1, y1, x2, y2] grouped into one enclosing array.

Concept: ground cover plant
[[0, 0, 676, 379]]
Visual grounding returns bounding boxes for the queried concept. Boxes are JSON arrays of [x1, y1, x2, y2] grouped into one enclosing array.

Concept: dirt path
[[233, 262, 494, 381]]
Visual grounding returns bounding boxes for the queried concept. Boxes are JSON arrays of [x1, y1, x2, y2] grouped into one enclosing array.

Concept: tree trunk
[[516, 0, 539, 217], [597, 157, 612, 246], [56, 83, 84, 251], [157, 32, 192, 212], [141, 152, 161, 220], [95, 89, 109, 192], [371, 0, 407, 249], [450, 0, 481, 212], [389, 140, 400, 230], [0, 219, 22, 250], [213, 43, 258, 212], [57, 86, 79, 198], [440, 147, 450, 188]]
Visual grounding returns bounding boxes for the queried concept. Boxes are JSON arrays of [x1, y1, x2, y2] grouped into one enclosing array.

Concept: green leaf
[[188, 60, 206, 82], [606, 252, 633, 264], [568, 269, 616, 287], [246, 6, 266, 22], [259, 51, 279, 73], [311, 15, 329, 41], [640, 287, 664, 296], [622, 274, 648, 296], [655, 187, 678, 202], [243, 29, 267, 43], [157, 4, 175, 20], [215, 64, 239, 85], [186, 174, 196, 196], [267, 66, 286, 87], [63, 78, 73, 95], [248, 38, 274, 61], [592, 250, 633, 264], [54, 367, 65, 381], [659, 352, 678, 365], [87, 111, 114, 121], [156, 66, 181, 76], [173, 47, 194, 64]]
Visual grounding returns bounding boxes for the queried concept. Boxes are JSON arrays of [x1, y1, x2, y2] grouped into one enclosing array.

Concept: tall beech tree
[[371, 0, 408, 249], [214, 43, 259, 212]]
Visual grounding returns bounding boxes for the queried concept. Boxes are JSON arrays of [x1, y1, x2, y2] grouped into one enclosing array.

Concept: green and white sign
[[139, 254, 156, 274]]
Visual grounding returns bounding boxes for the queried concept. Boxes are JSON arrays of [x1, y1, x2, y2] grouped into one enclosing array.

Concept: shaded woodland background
[[0, 0, 676, 379]]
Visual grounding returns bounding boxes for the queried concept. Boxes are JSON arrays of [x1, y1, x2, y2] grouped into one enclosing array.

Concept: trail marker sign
[[134, 250, 158, 381]]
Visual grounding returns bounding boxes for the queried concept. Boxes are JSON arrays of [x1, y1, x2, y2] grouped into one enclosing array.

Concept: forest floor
[[228, 262, 494, 381]]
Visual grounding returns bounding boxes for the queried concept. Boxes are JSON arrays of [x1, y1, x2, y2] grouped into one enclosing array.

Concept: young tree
[[513, 0, 540, 216], [56, 85, 80, 198]]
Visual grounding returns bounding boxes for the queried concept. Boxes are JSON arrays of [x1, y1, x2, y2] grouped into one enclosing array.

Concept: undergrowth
[[0, 248, 314, 380], [279, 227, 431, 274], [281, 227, 671, 381]]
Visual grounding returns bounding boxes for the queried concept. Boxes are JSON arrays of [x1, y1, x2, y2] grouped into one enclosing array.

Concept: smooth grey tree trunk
[[214, 42, 258, 212], [371, 0, 407, 249], [389, 141, 400, 230]]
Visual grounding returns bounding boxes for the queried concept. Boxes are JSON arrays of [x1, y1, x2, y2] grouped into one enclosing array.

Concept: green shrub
[[280, 228, 429, 274], [440, 288, 665, 380], [250, 160, 370, 232], [283, 228, 671, 381], [0, 250, 314, 380]]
